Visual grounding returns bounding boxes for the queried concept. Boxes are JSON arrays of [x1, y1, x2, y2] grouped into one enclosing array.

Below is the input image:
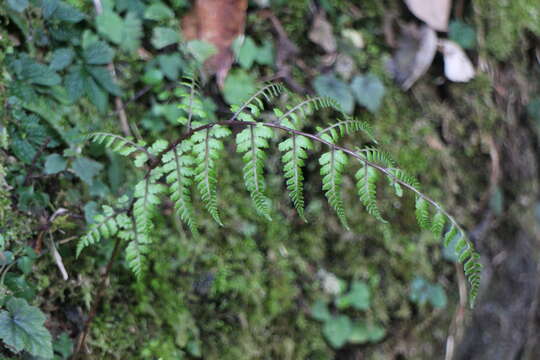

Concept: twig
[[74, 235, 123, 357]]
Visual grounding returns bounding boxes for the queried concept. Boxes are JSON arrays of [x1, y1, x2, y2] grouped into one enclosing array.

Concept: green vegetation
[[1, 0, 539, 358]]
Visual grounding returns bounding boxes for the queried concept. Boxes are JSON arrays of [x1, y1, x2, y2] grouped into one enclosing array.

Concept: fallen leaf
[[341, 29, 364, 49], [308, 10, 337, 53], [182, 0, 248, 87], [404, 0, 451, 32], [440, 40, 475, 82], [387, 24, 437, 90]]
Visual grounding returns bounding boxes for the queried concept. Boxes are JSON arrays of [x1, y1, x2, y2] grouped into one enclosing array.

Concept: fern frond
[[320, 149, 349, 229], [355, 164, 387, 223], [231, 83, 285, 121], [415, 197, 431, 229], [191, 124, 231, 225], [161, 140, 198, 234], [431, 211, 446, 238], [387, 168, 420, 189], [88, 132, 147, 157], [443, 224, 458, 247], [236, 124, 274, 220], [318, 119, 377, 144], [279, 134, 312, 220]]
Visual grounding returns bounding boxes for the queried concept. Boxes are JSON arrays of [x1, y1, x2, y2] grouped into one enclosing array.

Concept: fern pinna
[[78, 80, 482, 306]]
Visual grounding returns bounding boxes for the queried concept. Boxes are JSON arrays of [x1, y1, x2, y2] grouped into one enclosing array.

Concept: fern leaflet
[[191, 124, 231, 225], [279, 133, 312, 220], [355, 164, 386, 223], [320, 149, 349, 229], [236, 124, 274, 220], [76, 206, 119, 257], [161, 140, 197, 234], [431, 211, 446, 238], [88, 132, 147, 157], [415, 197, 431, 229]]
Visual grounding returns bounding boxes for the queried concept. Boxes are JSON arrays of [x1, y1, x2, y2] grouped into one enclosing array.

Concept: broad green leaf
[[51, 2, 84, 23], [0, 297, 53, 358], [449, 20, 476, 50], [44, 154, 67, 174], [41, 0, 59, 19], [350, 74, 385, 113], [236, 36, 258, 69], [53, 332, 73, 359], [311, 300, 332, 322], [142, 68, 164, 85], [85, 76, 109, 113], [336, 281, 371, 310], [96, 10, 124, 44], [86, 66, 122, 96], [151, 27, 181, 49], [71, 157, 103, 185], [322, 315, 352, 349], [7, 0, 29, 13], [186, 40, 217, 63], [158, 53, 183, 80], [144, 2, 174, 21], [409, 276, 448, 309], [222, 69, 257, 105], [121, 12, 142, 53], [349, 321, 386, 344], [19, 58, 61, 86], [255, 40, 274, 65], [313, 74, 354, 114], [64, 65, 87, 103], [49, 48, 75, 71], [83, 41, 114, 65], [17, 256, 33, 274]]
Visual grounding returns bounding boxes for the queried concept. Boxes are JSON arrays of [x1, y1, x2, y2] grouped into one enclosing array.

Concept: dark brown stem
[[74, 235, 123, 357]]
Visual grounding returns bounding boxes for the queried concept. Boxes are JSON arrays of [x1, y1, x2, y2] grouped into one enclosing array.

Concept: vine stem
[[152, 119, 466, 236], [74, 235, 123, 358]]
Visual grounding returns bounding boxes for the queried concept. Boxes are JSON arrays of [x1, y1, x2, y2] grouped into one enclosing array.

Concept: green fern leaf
[[128, 173, 164, 278], [355, 164, 387, 223], [279, 133, 312, 220], [431, 211, 446, 238], [358, 147, 396, 168], [231, 83, 285, 121], [277, 96, 339, 127], [415, 197, 431, 229], [191, 124, 231, 225], [161, 140, 197, 234], [320, 149, 349, 229], [236, 124, 274, 220], [443, 224, 458, 247]]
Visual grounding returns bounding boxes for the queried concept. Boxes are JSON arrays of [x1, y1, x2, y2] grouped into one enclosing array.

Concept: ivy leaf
[[144, 3, 174, 21], [71, 157, 103, 185], [311, 300, 332, 322], [158, 54, 183, 80], [151, 27, 181, 49], [186, 40, 217, 63], [83, 41, 114, 65], [336, 281, 371, 310], [49, 48, 75, 71], [7, 0, 29, 13], [0, 297, 53, 358], [350, 74, 385, 113], [222, 69, 257, 105], [313, 74, 354, 114], [44, 154, 67, 174], [449, 20, 476, 50], [322, 315, 352, 349]]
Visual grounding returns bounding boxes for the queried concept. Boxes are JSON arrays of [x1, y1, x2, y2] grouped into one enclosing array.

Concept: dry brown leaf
[[440, 40, 475, 82], [182, 0, 248, 87], [387, 24, 437, 90], [404, 0, 451, 32], [308, 11, 337, 53]]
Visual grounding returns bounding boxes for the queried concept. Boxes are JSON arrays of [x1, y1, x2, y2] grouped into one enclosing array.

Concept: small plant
[[75, 78, 482, 350], [311, 277, 385, 349]]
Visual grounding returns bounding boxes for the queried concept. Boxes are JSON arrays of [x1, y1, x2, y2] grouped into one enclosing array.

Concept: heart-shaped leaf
[[351, 74, 385, 113]]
